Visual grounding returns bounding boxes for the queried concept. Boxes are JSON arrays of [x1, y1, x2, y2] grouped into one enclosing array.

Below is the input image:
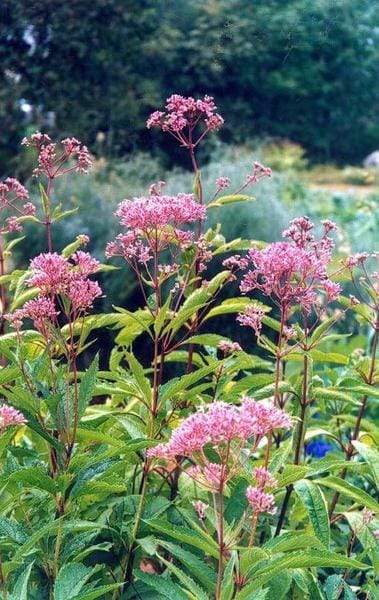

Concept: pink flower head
[[246, 486, 276, 515], [115, 194, 205, 230], [28, 253, 69, 294], [241, 398, 292, 437], [0, 405, 27, 431], [107, 193, 206, 265], [253, 467, 278, 489], [246, 162, 272, 185], [67, 278, 102, 311], [0, 178, 34, 235], [21, 132, 52, 148], [222, 255, 249, 271], [22, 132, 92, 178], [216, 176, 231, 190], [148, 398, 291, 461], [11, 297, 58, 335], [71, 251, 100, 276], [346, 253, 369, 269], [239, 217, 338, 313], [187, 463, 225, 491], [218, 340, 242, 355], [26, 250, 102, 316], [237, 305, 265, 338], [147, 94, 223, 148]]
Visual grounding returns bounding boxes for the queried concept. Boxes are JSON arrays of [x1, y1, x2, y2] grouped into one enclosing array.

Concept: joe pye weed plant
[[0, 95, 377, 599]]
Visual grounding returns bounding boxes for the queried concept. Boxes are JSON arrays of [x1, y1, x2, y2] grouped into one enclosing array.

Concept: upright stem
[[45, 179, 53, 252], [215, 487, 225, 600], [276, 328, 309, 536], [0, 237, 7, 336], [186, 145, 203, 375]]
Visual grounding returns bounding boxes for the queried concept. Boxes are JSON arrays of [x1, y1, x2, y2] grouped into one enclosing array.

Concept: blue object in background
[[306, 439, 334, 458]]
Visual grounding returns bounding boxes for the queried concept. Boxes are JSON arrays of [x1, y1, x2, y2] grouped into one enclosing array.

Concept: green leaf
[[276, 465, 309, 488], [145, 519, 219, 559], [6, 467, 56, 495], [264, 532, 323, 554], [246, 550, 367, 592], [158, 362, 217, 404], [154, 296, 171, 336], [78, 354, 99, 419], [208, 194, 255, 207], [204, 298, 269, 321], [352, 440, 379, 485], [294, 480, 330, 548], [158, 553, 209, 600], [9, 561, 34, 600], [235, 586, 268, 600], [313, 387, 358, 405], [0, 516, 28, 544], [54, 563, 97, 600], [156, 540, 216, 592], [125, 351, 151, 403], [73, 584, 123, 600], [183, 333, 228, 347], [136, 570, 189, 599], [221, 552, 237, 600], [315, 476, 379, 512], [310, 316, 339, 344]]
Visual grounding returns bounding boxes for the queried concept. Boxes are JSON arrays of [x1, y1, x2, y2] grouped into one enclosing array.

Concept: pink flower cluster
[[106, 193, 206, 266], [6, 247, 102, 334], [237, 305, 266, 338], [148, 399, 291, 490], [0, 405, 26, 431], [148, 398, 291, 460], [0, 177, 36, 234], [22, 133, 92, 178], [218, 340, 242, 355], [147, 95, 223, 148], [246, 161, 272, 185], [246, 486, 276, 515], [216, 176, 231, 190], [246, 466, 278, 516], [239, 217, 341, 313]]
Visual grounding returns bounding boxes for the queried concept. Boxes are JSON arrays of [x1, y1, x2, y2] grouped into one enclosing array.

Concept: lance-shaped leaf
[[315, 476, 379, 512], [294, 479, 330, 548]]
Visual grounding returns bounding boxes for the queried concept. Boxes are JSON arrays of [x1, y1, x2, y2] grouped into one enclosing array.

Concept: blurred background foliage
[[2, 0, 379, 172]]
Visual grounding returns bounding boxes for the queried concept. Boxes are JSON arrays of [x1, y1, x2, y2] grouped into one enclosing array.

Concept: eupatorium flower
[[253, 466, 277, 489], [148, 398, 291, 459], [0, 177, 36, 235], [218, 340, 242, 355], [147, 94, 223, 148], [0, 405, 26, 431], [246, 486, 276, 515], [7, 246, 102, 335], [7, 297, 58, 335], [237, 305, 265, 338], [106, 193, 206, 266], [22, 132, 92, 178], [239, 217, 341, 313]]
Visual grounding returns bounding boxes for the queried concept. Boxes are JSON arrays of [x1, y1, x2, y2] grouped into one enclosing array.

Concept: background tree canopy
[[1, 0, 379, 173]]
